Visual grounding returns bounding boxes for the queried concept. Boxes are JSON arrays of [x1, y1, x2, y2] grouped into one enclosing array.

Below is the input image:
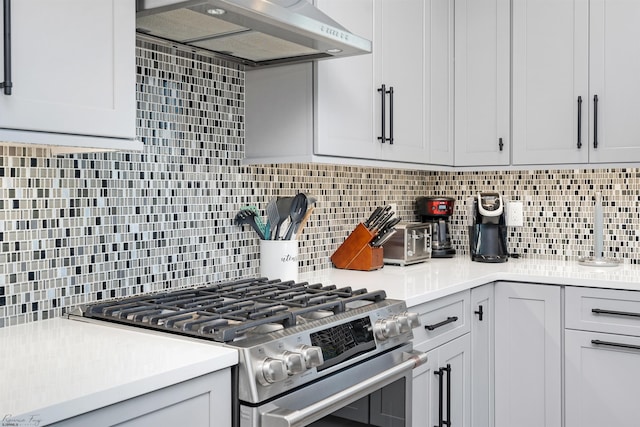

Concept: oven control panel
[[236, 304, 421, 403]]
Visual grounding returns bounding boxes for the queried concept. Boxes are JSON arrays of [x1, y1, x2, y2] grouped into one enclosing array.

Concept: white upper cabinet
[[245, 0, 454, 168], [512, 0, 589, 165], [588, 0, 640, 163], [314, 0, 376, 161], [454, 0, 510, 166], [512, 0, 640, 165], [316, 0, 455, 165], [0, 0, 139, 153]]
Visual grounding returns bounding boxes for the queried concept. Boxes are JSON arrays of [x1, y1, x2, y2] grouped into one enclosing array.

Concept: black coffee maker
[[416, 196, 456, 258], [468, 192, 508, 263]]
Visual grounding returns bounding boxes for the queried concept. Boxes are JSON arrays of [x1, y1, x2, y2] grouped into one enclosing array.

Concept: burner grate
[[81, 277, 386, 342]]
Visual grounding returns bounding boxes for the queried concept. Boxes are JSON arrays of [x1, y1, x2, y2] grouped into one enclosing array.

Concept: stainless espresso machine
[[468, 192, 508, 263]]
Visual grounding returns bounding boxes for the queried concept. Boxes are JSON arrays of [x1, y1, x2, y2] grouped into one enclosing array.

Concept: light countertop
[[0, 317, 237, 425], [4, 256, 640, 424], [300, 256, 640, 307]]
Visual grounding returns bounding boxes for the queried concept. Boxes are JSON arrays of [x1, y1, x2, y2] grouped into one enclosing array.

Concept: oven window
[[309, 378, 407, 427], [310, 317, 376, 370]]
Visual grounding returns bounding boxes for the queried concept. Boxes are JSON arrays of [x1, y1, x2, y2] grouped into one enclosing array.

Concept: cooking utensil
[[284, 193, 308, 240], [274, 197, 293, 240], [241, 205, 268, 234], [265, 198, 279, 240], [295, 207, 315, 240], [304, 193, 318, 206], [234, 209, 266, 240]]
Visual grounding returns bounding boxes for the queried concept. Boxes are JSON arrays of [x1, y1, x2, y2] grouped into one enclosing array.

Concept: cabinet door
[[512, 0, 589, 165], [378, 0, 429, 163], [454, 0, 510, 166], [589, 0, 640, 163], [0, 0, 135, 141], [470, 284, 494, 427], [412, 346, 439, 427], [425, 0, 455, 166], [565, 330, 640, 427], [315, 0, 377, 160], [494, 282, 562, 427], [438, 334, 471, 427], [50, 370, 230, 427], [413, 335, 470, 427]]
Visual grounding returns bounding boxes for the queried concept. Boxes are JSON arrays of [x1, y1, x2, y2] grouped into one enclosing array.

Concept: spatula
[[265, 197, 279, 240], [274, 197, 293, 240]]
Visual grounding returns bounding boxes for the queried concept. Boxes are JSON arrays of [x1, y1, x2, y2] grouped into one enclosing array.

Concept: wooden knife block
[[331, 223, 384, 271]]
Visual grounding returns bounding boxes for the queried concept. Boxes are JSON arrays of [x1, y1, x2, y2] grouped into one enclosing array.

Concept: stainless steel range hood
[[136, 0, 372, 67]]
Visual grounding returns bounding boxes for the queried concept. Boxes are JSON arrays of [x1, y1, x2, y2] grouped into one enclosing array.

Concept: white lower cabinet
[[565, 286, 640, 427], [470, 284, 494, 427], [494, 282, 562, 427], [48, 369, 231, 427], [413, 334, 471, 427], [411, 291, 471, 427], [565, 330, 640, 427]]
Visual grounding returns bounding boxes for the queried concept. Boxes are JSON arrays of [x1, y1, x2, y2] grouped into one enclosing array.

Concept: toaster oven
[[382, 222, 432, 266]]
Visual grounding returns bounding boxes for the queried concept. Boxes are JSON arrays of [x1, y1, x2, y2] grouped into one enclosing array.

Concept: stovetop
[[72, 277, 388, 343], [69, 277, 422, 404]]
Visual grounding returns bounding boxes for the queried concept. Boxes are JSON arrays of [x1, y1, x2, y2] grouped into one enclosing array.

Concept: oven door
[[239, 343, 427, 427]]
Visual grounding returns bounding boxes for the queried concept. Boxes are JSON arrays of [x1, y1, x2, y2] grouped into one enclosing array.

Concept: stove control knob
[[297, 345, 324, 369], [395, 312, 421, 333], [282, 351, 305, 375], [374, 318, 401, 341], [258, 358, 288, 385]]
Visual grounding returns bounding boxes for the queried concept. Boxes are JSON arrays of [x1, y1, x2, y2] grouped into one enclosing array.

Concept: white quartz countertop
[[299, 257, 640, 307], [4, 256, 640, 425], [0, 317, 238, 426]]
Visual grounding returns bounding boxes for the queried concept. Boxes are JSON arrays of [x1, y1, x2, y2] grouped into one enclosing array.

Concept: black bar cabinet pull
[[444, 364, 452, 427], [387, 86, 394, 144], [474, 305, 484, 321], [593, 94, 598, 148], [434, 368, 444, 427], [498, 138, 504, 151], [378, 84, 386, 143], [425, 316, 458, 331], [592, 339, 640, 351], [592, 308, 640, 318], [577, 96, 582, 148], [1, 0, 11, 95]]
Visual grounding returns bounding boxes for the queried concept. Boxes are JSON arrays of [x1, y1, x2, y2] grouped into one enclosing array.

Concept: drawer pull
[[592, 308, 640, 318], [591, 339, 640, 351], [474, 305, 484, 321], [425, 316, 458, 331]]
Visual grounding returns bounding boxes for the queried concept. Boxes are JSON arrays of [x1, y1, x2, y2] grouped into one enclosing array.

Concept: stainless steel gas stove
[[69, 278, 426, 427]]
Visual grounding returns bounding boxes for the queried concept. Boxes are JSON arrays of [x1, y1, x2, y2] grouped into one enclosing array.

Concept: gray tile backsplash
[[1, 39, 638, 327]]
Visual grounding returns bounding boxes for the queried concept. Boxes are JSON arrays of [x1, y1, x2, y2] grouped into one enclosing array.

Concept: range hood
[[136, 0, 372, 67]]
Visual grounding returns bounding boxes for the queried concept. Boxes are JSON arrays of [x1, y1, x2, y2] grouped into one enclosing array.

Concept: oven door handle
[[261, 350, 428, 427]]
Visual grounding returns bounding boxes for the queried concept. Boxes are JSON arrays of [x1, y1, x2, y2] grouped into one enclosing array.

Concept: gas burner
[[298, 310, 335, 321]]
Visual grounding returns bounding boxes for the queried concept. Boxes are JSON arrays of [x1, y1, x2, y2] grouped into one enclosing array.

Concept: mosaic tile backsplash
[[1, 39, 639, 327]]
